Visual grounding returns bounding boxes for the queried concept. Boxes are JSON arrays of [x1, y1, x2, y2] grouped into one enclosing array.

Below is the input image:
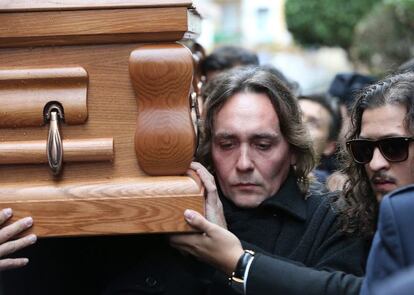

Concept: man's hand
[[189, 162, 227, 228], [0, 208, 37, 271], [170, 209, 244, 275]]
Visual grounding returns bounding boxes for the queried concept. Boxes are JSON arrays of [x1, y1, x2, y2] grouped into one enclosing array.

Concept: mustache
[[370, 171, 396, 184]]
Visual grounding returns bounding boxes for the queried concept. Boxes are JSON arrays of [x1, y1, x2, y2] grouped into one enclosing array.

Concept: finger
[[190, 163, 215, 184], [190, 163, 218, 198], [203, 178, 218, 197], [0, 234, 37, 257], [183, 209, 216, 235], [0, 217, 33, 244], [0, 258, 29, 271], [190, 161, 204, 171], [0, 208, 13, 226]]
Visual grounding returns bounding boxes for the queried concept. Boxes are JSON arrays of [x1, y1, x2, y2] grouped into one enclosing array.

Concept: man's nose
[[236, 146, 254, 171], [368, 147, 390, 171]]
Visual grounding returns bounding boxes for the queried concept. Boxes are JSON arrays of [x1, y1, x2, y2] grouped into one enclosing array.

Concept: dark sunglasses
[[346, 136, 414, 164]]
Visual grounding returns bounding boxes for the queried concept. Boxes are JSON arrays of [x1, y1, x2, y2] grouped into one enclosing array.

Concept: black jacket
[[209, 173, 369, 295], [2, 234, 207, 295]]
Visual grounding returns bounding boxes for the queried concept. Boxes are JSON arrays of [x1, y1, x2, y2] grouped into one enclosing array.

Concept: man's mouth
[[233, 183, 258, 189], [371, 178, 396, 192]]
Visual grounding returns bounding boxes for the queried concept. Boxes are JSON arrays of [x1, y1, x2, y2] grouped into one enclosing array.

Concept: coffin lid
[[0, 0, 194, 11], [0, 0, 200, 48]]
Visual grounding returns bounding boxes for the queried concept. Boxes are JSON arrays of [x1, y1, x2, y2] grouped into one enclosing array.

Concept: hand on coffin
[[0, 208, 37, 271], [169, 209, 243, 275], [188, 162, 227, 229]]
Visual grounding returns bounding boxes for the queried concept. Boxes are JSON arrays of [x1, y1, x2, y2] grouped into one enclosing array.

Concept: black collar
[[220, 171, 307, 222]]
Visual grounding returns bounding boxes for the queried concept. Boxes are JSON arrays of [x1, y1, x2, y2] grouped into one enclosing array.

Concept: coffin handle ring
[[45, 104, 64, 176]]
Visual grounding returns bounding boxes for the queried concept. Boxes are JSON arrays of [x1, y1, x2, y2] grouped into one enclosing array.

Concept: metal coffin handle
[[45, 104, 64, 176]]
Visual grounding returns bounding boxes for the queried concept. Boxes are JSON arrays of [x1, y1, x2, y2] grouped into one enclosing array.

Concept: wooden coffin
[[0, 0, 204, 237]]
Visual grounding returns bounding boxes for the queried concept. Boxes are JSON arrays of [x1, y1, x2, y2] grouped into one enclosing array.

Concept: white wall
[[193, 0, 221, 51], [241, 0, 291, 47]]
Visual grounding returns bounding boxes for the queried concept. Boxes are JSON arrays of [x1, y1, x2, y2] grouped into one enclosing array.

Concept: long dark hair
[[197, 66, 315, 195], [338, 71, 414, 238]]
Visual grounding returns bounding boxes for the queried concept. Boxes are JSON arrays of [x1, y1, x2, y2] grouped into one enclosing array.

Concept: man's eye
[[255, 142, 272, 150], [218, 142, 235, 150]]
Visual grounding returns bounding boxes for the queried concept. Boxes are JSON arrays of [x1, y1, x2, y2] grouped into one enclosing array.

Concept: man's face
[[212, 92, 295, 208], [299, 99, 336, 159], [361, 104, 414, 201]]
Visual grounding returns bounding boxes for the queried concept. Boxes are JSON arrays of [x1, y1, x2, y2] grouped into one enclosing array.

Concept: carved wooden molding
[[0, 67, 88, 127], [1, 175, 204, 237], [130, 43, 196, 176], [0, 138, 113, 165]]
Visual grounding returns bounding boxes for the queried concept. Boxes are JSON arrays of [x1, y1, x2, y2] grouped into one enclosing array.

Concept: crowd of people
[[1, 45, 414, 295]]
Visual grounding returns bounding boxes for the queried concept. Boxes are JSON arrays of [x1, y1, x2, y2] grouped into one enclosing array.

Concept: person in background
[[198, 47, 260, 117], [200, 46, 259, 82], [298, 94, 342, 183], [0, 208, 36, 271], [171, 66, 367, 295], [328, 72, 376, 144]]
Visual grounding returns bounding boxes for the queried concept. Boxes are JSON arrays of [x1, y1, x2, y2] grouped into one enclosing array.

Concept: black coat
[[208, 173, 369, 295], [1, 235, 206, 295]]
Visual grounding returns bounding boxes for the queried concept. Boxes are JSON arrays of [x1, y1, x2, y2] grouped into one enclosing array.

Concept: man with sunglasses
[[340, 70, 414, 237], [346, 136, 414, 200], [170, 71, 414, 295], [340, 71, 414, 295]]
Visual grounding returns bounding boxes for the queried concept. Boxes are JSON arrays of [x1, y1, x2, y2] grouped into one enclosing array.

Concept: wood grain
[[0, 176, 204, 237], [0, 138, 114, 164], [0, 43, 204, 235], [0, 0, 193, 11], [0, 3, 204, 236], [0, 44, 153, 183], [0, 7, 199, 47], [130, 43, 196, 176], [0, 67, 88, 127]]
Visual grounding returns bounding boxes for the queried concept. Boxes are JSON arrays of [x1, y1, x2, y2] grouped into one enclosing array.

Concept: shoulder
[[378, 184, 414, 246], [382, 184, 414, 210], [379, 184, 414, 229]]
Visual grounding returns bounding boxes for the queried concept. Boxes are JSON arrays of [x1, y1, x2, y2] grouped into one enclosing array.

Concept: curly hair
[[337, 71, 414, 238], [197, 66, 315, 195]]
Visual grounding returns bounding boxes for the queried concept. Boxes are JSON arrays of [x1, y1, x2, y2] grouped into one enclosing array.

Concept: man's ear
[[322, 141, 337, 157]]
